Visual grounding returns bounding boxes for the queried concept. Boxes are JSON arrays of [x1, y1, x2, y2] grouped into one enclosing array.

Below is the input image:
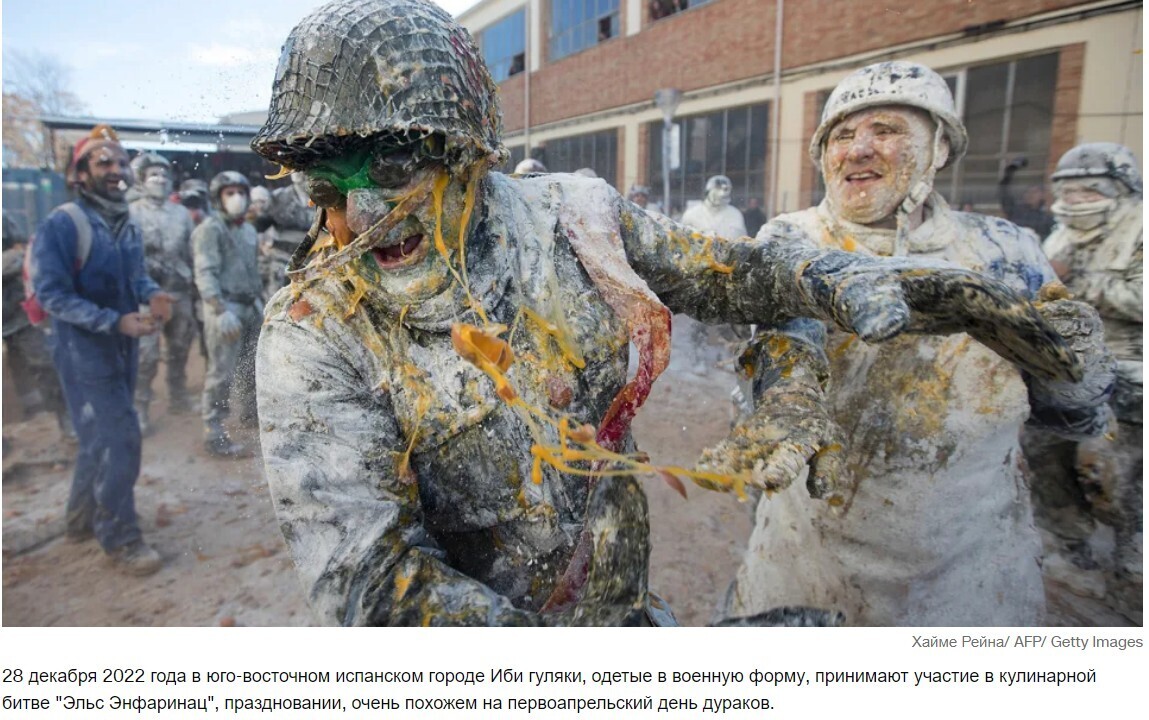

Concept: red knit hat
[[65, 124, 124, 185]]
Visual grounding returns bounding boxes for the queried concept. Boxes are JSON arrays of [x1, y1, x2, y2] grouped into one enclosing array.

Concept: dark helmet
[[208, 171, 251, 209], [178, 179, 209, 209], [251, 0, 505, 175], [1051, 142, 1142, 197], [132, 153, 172, 184]]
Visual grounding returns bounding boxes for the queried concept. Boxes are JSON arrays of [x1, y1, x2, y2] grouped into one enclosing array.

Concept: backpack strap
[[56, 202, 93, 269]]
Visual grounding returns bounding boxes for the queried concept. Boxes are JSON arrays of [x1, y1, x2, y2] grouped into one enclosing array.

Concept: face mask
[[1051, 197, 1116, 232], [144, 176, 171, 199], [223, 194, 249, 218], [707, 186, 731, 207]]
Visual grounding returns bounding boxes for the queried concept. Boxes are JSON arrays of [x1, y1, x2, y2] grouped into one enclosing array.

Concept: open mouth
[[370, 233, 426, 268], [845, 171, 882, 184]]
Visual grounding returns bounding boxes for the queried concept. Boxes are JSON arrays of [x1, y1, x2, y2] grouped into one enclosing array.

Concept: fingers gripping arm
[[1025, 291, 1116, 440]]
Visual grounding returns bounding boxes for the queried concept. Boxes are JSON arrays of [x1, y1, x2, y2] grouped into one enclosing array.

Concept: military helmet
[[810, 61, 968, 169], [251, 0, 505, 174], [132, 153, 171, 184], [176, 179, 208, 210], [208, 171, 251, 209], [514, 158, 547, 174], [1051, 142, 1142, 197], [705, 175, 732, 191]]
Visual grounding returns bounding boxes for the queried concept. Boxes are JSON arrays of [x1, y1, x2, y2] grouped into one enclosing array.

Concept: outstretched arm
[[616, 201, 1082, 383]]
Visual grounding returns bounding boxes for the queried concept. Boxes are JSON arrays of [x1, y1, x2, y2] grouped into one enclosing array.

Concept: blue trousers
[[51, 324, 143, 551]]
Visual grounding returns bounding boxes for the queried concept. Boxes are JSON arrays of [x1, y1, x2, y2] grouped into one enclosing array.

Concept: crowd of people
[[3, 0, 1139, 626], [4, 127, 313, 575]]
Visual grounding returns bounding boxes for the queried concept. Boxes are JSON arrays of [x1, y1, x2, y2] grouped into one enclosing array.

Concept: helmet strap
[[894, 121, 945, 255]]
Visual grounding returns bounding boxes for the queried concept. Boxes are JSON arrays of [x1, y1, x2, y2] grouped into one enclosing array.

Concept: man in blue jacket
[[30, 125, 172, 576]]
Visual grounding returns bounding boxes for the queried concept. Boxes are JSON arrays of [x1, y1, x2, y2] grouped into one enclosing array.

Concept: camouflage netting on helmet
[[251, 0, 506, 175]]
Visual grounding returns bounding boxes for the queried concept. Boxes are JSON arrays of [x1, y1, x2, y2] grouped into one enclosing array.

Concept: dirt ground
[[1, 319, 751, 627], [1, 319, 1133, 627]]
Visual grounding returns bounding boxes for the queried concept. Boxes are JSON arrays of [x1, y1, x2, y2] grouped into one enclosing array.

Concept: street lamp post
[[654, 88, 681, 214]]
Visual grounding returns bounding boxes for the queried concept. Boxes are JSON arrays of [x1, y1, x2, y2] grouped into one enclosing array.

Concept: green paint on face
[[308, 151, 375, 194]]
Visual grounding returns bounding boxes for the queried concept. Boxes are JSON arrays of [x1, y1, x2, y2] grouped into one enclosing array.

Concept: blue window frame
[[480, 10, 526, 83], [550, 0, 620, 61]]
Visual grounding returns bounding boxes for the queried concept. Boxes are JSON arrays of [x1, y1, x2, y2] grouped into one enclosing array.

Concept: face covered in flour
[[301, 134, 479, 306], [822, 106, 944, 227], [1051, 178, 1121, 232], [704, 176, 733, 208], [142, 164, 172, 200]]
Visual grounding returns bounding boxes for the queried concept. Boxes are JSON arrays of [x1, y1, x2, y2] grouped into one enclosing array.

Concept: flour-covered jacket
[[680, 202, 748, 239], [256, 172, 864, 626], [1044, 198, 1142, 421], [129, 198, 196, 297], [192, 215, 262, 304], [726, 195, 1074, 626]]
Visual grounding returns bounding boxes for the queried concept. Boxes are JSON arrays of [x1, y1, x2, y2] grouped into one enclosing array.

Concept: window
[[811, 53, 1059, 211], [480, 10, 526, 83], [550, 0, 620, 61], [538, 129, 619, 187], [649, 0, 712, 22], [647, 103, 769, 215], [940, 52, 1059, 209]]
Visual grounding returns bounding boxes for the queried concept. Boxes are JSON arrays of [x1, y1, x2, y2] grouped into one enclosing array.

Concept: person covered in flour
[[1033, 142, 1142, 623], [705, 61, 1115, 627], [250, 2, 1085, 627]]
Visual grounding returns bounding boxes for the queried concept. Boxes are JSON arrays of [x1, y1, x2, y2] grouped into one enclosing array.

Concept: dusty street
[[2, 319, 1131, 627]]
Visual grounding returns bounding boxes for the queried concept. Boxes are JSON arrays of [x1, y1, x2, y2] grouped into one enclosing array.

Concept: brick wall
[[781, 0, 1089, 69], [799, 89, 822, 209], [495, 0, 1094, 132], [1048, 43, 1084, 179]]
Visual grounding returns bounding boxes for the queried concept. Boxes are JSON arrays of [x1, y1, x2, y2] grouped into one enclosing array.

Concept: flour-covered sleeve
[[1000, 226, 1117, 439], [256, 312, 544, 626], [1075, 231, 1142, 324], [192, 221, 224, 303], [617, 202, 1083, 384], [130, 224, 162, 303], [1024, 294, 1116, 439]]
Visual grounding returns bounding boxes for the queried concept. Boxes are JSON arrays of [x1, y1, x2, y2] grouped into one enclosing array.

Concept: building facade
[[459, 0, 1142, 217]]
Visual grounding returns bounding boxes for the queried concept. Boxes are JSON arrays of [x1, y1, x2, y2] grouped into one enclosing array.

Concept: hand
[[118, 312, 158, 337], [216, 310, 243, 343], [697, 373, 849, 505], [1049, 258, 1071, 280], [800, 252, 1083, 383], [1025, 288, 1115, 438], [149, 292, 174, 323]]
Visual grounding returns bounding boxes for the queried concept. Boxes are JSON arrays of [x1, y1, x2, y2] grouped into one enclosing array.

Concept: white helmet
[[514, 158, 547, 174], [1051, 143, 1142, 197], [810, 61, 968, 168]]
